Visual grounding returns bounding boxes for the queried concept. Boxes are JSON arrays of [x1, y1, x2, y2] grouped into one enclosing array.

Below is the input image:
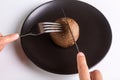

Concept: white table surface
[[0, 0, 120, 80]]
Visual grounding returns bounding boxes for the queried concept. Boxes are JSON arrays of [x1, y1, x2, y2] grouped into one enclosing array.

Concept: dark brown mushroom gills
[[50, 17, 79, 48]]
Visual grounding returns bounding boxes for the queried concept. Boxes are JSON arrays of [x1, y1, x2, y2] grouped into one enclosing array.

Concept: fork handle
[[20, 33, 40, 37]]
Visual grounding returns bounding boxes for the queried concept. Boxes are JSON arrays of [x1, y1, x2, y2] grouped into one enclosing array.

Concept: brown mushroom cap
[[50, 17, 79, 48]]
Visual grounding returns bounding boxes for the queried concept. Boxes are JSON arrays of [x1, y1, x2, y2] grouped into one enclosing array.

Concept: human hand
[[0, 33, 19, 52], [77, 52, 103, 80]]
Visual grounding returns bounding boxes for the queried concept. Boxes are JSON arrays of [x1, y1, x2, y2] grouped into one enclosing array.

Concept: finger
[[0, 33, 3, 36], [90, 70, 103, 80], [1, 33, 19, 45], [77, 52, 90, 80], [0, 33, 4, 52]]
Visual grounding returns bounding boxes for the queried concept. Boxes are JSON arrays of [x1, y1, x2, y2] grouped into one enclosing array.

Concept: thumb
[[1, 33, 19, 45]]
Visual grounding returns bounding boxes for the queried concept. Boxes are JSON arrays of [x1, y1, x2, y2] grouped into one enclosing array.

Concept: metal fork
[[20, 22, 62, 37]]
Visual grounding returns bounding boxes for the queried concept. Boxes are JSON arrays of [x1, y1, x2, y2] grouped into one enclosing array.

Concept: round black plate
[[20, 0, 112, 74]]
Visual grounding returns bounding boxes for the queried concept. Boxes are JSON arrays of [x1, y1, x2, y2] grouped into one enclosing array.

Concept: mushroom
[[50, 17, 79, 48]]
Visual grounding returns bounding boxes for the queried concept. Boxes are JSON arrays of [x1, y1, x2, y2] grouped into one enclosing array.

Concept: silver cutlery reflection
[[20, 22, 62, 37]]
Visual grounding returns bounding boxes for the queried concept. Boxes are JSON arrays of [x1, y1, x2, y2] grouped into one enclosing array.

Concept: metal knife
[[61, 8, 80, 53]]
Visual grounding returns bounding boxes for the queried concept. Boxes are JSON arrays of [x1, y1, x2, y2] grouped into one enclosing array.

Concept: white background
[[0, 0, 120, 80]]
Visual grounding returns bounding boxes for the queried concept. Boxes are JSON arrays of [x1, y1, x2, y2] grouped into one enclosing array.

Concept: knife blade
[[61, 8, 80, 53]]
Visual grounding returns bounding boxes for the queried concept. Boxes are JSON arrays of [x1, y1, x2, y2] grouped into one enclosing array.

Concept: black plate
[[20, 0, 112, 74]]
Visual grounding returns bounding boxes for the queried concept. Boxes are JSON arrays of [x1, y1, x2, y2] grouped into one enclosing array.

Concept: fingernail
[[78, 52, 84, 56], [14, 33, 20, 39]]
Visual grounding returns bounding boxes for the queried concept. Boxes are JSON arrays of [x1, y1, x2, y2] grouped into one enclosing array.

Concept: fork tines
[[38, 22, 62, 33]]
